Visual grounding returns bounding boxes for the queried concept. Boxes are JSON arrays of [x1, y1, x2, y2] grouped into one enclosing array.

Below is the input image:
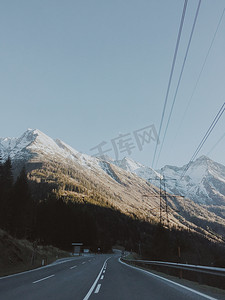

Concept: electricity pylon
[[147, 175, 176, 226]]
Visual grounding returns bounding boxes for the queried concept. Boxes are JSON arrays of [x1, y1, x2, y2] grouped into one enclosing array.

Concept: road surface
[[0, 253, 221, 299]]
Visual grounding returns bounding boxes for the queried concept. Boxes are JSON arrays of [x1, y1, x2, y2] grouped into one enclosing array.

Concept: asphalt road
[[0, 253, 221, 300]]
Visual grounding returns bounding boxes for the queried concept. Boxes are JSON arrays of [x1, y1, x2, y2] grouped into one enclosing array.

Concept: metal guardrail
[[121, 258, 225, 277]]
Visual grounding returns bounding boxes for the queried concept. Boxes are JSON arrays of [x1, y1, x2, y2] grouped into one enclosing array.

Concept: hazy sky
[[0, 0, 225, 168]]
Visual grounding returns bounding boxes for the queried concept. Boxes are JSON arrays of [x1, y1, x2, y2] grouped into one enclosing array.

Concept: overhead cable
[[151, 0, 188, 169], [172, 8, 225, 146], [155, 0, 202, 168], [180, 102, 225, 179]]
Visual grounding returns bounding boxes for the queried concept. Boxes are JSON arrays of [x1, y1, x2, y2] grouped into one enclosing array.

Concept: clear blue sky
[[0, 0, 225, 168]]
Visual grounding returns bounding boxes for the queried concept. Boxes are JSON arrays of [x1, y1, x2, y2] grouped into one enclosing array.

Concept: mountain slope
[[161, 156, 225, 206], [0, 228, 69, 276], [112, 155, 225, 207], [113, 157, 162, 180], [1, 129, 225, 243]]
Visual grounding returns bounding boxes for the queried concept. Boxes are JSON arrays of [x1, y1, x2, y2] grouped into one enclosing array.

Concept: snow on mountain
[[0, 129, 119, 179], [0, 129, 68, 160], [102, 153, 225, 207], [160, 156, 225, 206], [1, 129, 225, 240], [112, 157, 162, 180], [1, 130, 225, 208], [113, 155, 225, 207], [0, 129, 39, 160]]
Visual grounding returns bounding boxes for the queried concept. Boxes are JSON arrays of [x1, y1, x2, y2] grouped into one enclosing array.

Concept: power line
[[180, 102, 225, 179], [206, 131, 225, 156], [151, 0, 188, 169], [181, 102, 225, 178], [189, 102, 224, 162], [172, 8, 225, 147], [155, 0, 202, 168]]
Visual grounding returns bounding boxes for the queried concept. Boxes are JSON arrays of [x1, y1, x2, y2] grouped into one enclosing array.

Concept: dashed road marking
[[33, 274, 55, 284], [83, 257, 111, 300], [70, 265, 77, 269], [0, 258, 81, 280], [82, 262, 86, 265], [100, 275, 104, 280], [94, 284, 101, 294]]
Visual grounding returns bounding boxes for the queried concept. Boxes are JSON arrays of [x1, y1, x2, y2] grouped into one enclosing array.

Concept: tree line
[[0, 155, 225, 267], [0, 157, 32, 238]]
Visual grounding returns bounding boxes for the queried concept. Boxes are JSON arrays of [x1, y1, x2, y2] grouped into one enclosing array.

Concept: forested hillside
[[0, 156, 225, 268]]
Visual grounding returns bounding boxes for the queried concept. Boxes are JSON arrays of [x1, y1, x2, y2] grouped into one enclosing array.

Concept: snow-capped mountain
[[1, 129, 225, 241], [0, 129, 80, 160], [113, 157, 162, 180], [1, 129, 224, 208], [113, 155, 225, 207], [0, 129, 106, 173], [0, 129, 167, 225], [160, 156, 225, 206]]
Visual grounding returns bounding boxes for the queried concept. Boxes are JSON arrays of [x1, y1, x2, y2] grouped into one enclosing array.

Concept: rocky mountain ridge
[[110, 156, 225, 207], [1, 129, 225, 242]]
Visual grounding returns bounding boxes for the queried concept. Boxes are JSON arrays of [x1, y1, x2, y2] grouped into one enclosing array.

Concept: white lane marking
[[70, 265, 77, 269], [33, 274, 55, 284], [103, 270, 106, 273], [83, 257, 111, 300], [50, 258, 78, 265], [0, 257, 83, 280], [119, 259, 217, 300], [94, 284, 101, 294], [100, 275, 104, 280], [82, 262, 86, 265], [88, 260, 91, 262]]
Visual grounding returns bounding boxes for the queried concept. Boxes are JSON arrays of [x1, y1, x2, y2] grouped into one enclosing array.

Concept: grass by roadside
[[0, 228, 70, 277], [122, 252, 140, 260]]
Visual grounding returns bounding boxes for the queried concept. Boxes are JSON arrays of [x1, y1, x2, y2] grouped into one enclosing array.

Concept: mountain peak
[[189, 156, 215, 175], [194, 155, 211, 163], [0, 129, 95, 171], [113, 156, 162, 179], [18, 128, 54, 149], [114, 156, 143, 172], [0, 129, 60, 160], [24, 128, 47, 137]]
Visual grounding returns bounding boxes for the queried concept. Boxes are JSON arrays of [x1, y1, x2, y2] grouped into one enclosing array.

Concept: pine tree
[[0, 157, 13, 230], [10, 166, 33, 238], [0, 152, 3, 227]]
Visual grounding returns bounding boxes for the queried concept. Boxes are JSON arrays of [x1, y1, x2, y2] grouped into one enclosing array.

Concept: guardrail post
[[179, 269, 183, 279]]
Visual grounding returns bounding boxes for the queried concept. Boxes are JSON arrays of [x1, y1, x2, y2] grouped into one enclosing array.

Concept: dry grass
[[0, 228, 70, 277]]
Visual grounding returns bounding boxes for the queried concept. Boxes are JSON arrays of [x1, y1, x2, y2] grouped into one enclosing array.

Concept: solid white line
[[70, 265, 77, 269], [0, 257, 81, 280], [119, 259, 217, 300], [100, 275, 104, 280], [94, 284, 101, 294], [33, 274, 55, 284], [83, 257, 111, 300]]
